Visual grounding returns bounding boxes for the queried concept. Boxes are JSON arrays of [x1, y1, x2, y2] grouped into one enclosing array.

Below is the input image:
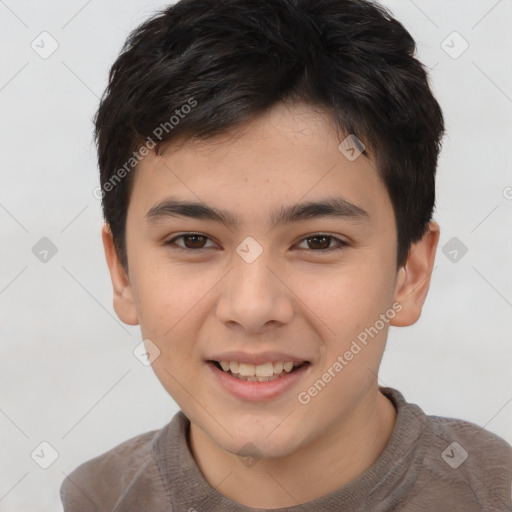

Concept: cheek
[[294, 274, 394, 421], [135, 276, 204, 405], [130, 258, 202, 335], [293, 262, 394, 337], [293, 266, 396, 397], [130, 262, 220, 383]]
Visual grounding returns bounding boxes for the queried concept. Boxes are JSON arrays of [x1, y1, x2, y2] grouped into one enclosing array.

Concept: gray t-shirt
[[60, 387, 512, 511]]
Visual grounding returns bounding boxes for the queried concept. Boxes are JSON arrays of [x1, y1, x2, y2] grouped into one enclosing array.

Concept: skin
[[102, 101, 439, 508]]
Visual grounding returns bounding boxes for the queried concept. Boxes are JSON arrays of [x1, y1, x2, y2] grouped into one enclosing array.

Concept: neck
[[189, 387, 396, 508]]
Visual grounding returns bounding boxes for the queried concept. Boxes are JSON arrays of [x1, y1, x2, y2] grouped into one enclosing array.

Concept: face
[[104, 101, 437, 460]]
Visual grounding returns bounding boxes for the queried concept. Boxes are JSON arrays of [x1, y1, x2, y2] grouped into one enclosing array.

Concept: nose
[[215, 249, 294, 334]]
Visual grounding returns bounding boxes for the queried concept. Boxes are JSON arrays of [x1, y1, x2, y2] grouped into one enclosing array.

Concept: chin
[[217, 421, 302, 460], [228, 437, 297, 461]]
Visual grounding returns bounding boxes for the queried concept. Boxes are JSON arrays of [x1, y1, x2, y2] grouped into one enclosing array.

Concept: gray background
[[1, 0, 511, 510]]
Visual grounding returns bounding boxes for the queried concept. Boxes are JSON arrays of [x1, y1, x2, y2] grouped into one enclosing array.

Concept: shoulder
[[424, 413, 512, 508], [60, 428, 166, 511], [428, 413, 512, 463], [383, 387, 512, 509], [386, 387, 512, 470]]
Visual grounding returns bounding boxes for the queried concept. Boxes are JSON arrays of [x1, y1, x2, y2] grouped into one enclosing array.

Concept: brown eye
[[182, 234, 208, 249], [165, 233, 349, 253], [296, 234, 348, 252], [306, 235, 331, 250], [167, 234, 214, 250]]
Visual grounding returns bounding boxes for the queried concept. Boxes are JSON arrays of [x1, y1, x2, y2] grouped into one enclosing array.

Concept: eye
[[295, 234, 349, 252], [165, 233, 349, 253], [166, 233, 216, 251]]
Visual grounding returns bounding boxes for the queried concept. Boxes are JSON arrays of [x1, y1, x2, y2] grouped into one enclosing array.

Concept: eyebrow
[[145, 196, 370, 228]]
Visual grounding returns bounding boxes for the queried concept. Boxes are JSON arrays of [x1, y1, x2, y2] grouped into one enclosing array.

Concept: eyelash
[[165, 233, 350, 253]]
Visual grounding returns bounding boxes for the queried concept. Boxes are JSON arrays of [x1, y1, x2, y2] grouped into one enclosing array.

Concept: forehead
[[127, 102, 392, 228]]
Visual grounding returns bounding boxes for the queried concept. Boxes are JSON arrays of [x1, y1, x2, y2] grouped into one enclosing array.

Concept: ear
[[390, 221, 440, 327], [101, 223, 139, 326]]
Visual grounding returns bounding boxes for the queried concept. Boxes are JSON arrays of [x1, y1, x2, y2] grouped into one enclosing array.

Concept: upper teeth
[[219, 360, 300, 377]]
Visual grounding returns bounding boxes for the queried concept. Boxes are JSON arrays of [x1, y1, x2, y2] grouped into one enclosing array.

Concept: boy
[[60, 0, 512, 510]]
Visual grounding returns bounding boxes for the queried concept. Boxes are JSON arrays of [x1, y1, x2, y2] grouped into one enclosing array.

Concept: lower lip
[[207, 361, 311, 402]]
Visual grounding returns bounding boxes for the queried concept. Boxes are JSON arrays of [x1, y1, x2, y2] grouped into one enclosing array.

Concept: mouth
[[209, 360, 309, 382], [205, 350, 313, 401]]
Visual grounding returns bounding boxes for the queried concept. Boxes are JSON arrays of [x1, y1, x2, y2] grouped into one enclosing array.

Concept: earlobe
[[390, 221, 440, 327], [101, 223, 139, 326]]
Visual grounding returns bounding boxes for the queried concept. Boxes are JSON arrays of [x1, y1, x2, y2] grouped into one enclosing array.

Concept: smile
[[207, 358, 311, 401], [213, 360, 305, 382]]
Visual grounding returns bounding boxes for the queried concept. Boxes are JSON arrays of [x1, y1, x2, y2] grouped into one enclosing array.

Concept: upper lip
[[208, 351, 310, 365]]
